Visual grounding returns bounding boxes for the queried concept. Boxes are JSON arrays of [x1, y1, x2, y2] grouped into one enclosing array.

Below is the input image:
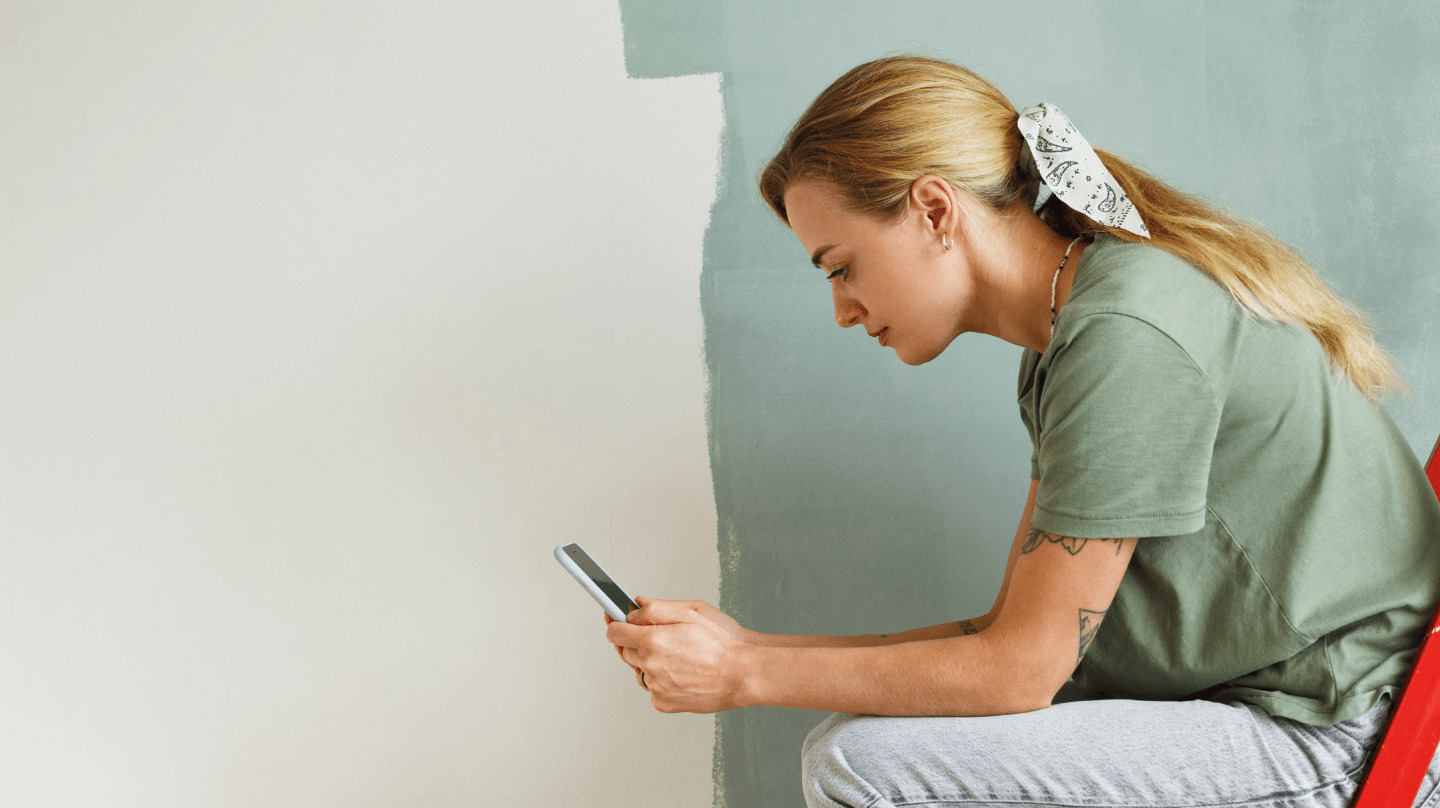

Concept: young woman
[[604, 56, 1440, 808]]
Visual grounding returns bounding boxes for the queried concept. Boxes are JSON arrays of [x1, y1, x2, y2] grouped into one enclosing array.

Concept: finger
[[619, 645, 648, 669], [629, 596, 670, 623], [627, 598, 661, 625], [637, 595, 712, 612], [606, 620, 645, 649], [604, 613, 626, 657], [632, 600, 700, 626]]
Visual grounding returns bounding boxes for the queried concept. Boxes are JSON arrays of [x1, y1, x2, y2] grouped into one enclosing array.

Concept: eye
[[825, 265, 850, 281]]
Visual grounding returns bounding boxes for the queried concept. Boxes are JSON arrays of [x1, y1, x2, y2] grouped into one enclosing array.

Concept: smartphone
[[554, 542, 639, 622]]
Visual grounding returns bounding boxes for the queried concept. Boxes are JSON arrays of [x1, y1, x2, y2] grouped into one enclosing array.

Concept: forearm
[[734, 626, 1057, 716], [751, 614, 993, 648]]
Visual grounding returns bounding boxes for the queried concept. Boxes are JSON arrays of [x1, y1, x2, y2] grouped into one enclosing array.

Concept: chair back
[[1351, 433, 1440, 807]]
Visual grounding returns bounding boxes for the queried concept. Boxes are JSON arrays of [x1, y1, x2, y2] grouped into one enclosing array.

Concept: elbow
[[1019, 660, 1076, 713], [1032, 661, 1077, 711], [973, 676, 1057, 716], [1009, 681, 1062, 714], [985, 632, 1076, 714]]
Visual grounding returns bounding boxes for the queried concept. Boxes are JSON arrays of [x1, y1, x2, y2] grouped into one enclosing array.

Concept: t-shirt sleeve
[[1032, 313, 1222, 539]]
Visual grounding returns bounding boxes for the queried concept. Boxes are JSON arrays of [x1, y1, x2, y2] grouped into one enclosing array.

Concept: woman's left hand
[[605, 595, 752, 714]]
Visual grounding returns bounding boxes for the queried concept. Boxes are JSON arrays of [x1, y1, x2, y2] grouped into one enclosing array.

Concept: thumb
[[630, 595, 654, 622]]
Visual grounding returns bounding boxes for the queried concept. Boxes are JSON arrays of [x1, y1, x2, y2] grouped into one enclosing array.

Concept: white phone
[[554, 542, 640, 622]]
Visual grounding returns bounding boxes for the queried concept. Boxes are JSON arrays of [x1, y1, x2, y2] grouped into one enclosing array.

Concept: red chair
[[1352, 433, 1440, 807]]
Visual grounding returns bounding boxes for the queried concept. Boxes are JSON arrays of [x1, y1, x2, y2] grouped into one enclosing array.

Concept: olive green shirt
[[1017, 233, 1440, 726]]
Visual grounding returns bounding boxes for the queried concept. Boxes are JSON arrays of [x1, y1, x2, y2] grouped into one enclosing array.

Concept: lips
[[874, 327, 889, 346]]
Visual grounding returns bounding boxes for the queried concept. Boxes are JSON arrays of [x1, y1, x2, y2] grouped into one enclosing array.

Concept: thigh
[[801, 698, 1374, 808]]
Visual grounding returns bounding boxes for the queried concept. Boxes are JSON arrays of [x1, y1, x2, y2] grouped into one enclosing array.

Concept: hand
[[603, 598, 754, 685], [604, 596, 753, 713]]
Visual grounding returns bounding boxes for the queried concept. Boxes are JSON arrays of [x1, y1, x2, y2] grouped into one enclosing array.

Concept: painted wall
[[620, 1, 1440, 805], [0, 1, 720, 806]]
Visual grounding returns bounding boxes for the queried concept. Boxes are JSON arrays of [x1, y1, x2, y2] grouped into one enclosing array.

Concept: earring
[[941, 232, 952, 251]]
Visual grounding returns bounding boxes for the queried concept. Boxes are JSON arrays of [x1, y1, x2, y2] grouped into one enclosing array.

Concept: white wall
[[0, 1, 722, 805]]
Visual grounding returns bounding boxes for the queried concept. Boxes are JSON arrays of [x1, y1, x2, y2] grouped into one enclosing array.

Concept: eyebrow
[[810, 244, 837, 269]]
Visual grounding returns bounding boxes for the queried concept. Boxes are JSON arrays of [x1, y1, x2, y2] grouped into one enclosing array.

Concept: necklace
[[1049, 235, 1086, 342]]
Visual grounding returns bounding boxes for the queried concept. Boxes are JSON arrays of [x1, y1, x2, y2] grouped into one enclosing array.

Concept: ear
[[909, 174, 961, 245]]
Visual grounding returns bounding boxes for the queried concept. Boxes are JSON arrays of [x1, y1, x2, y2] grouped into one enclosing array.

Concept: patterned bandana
[[1016, 103, 1150, 238]]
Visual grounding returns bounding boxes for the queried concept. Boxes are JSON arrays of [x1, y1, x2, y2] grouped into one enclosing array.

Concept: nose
[[832, 283, 866, 329]]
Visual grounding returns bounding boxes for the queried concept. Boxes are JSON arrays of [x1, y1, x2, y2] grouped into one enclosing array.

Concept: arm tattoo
[[1021, 526, 1124, 556], [1077, 608, 1106, 664], [956, 619, 979, 636]]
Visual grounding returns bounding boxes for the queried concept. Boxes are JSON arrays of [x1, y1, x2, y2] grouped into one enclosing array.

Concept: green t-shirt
[[1017, 233, 1440, 726]]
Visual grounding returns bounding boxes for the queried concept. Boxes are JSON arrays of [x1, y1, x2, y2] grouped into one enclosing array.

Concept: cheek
[[922, 268, 973, 323], [897, 279, 967, 361], [901, 280, 957, 328]]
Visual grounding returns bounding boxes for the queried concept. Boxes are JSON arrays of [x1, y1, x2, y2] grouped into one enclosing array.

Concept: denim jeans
[[802, 694, 1440, 808]]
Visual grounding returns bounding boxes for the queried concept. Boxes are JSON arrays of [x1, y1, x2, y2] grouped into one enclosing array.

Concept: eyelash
[[826, 265, 850, 281]]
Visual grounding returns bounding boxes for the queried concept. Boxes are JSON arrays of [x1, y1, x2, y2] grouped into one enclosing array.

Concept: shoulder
[[1063, 235, 1233, 326], [1049, 235, 1247, 388], [1042, 311, 1221, 407]]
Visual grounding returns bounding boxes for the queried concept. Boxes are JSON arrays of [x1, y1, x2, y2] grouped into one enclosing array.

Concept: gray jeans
[[802, 694, 1440, 808]]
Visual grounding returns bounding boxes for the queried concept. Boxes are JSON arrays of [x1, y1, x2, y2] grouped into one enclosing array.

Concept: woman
[[604, 56, 1440, 808]]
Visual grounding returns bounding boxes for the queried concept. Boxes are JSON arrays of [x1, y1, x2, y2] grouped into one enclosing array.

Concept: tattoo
[[956, 620, 979, 636], [878, 633, 889, 638], [1021, 526, 1124, 556], [1077, 608, 1106, 664]]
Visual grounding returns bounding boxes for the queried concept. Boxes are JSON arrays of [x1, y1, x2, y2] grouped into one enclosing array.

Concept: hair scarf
[[1016, 103, 1150, 238]]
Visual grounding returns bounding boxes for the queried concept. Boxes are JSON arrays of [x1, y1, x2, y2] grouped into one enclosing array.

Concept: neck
[[961, 207, 1089, 354]]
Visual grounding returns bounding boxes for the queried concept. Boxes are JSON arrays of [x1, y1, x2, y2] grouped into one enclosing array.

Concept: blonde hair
[[758, 55, 1402, 400]]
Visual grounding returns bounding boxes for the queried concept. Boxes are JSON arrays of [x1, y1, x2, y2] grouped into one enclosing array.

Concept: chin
[[895, 344, 941, 366], [894, 337, 949, 366]]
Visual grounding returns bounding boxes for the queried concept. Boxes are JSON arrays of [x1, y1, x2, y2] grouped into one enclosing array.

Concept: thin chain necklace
[[1049, 235, 1086, 343]]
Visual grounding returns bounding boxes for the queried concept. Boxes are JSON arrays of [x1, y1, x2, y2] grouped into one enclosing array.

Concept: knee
[[800, 713, 890, 807], [801, 712, 851, 774], [801, 713, 998, 807]]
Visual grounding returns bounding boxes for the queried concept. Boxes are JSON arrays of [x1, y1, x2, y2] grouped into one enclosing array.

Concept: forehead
[[784, 179, 848, 221], [783, 180, 868, 257]]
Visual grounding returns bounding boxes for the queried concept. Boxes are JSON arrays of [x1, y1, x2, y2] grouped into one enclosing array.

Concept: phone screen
[[562, 544, 638, 615]]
